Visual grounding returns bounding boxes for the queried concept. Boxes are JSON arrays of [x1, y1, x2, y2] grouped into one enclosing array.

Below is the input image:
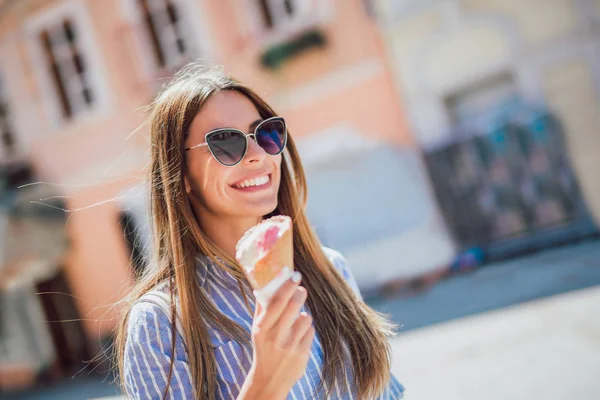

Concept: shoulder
[[128, 282, 220, 348], [322, 246, 346, 266], [124, 289, 187, 362], [322, 246, 350, 279], [127, 284, 178, 339], [123, 289, 194, 398], [322, 246, 362, 299]]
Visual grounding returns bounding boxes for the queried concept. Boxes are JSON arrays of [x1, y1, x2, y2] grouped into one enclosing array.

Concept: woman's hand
[[238, 271, 315, 400]]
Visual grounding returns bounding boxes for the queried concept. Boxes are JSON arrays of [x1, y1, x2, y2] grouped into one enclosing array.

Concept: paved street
[[390, 285, 600, 400], [3, 239, 600, 400], [368, 239, 600, 332]]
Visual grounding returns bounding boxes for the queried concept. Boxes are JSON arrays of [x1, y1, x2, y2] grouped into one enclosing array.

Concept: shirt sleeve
[[123, 301, 195, 399], [385, 373, 405, 399], [323, 247, 405, 398], [323, 246, 363, 301], [324, 247, 405, 398]]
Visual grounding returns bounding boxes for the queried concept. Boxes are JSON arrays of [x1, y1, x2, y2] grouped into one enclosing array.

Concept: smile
[[231, 174, 271, 190]]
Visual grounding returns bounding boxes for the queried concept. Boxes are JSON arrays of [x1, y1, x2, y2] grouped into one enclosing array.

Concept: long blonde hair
[[115, 63, 396, 399]]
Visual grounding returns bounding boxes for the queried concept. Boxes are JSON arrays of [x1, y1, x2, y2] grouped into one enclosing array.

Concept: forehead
[[190, 90, 260, 135]]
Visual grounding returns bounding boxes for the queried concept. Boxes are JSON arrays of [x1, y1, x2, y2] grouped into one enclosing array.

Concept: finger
[[254, 271, 301, 331], [286, 311, 313, 348], [298, 325, 315, 353], [273, 287, 307, 344]]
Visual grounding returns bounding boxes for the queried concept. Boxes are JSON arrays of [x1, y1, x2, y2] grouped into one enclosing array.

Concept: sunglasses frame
[[184, 116, 287, 167]]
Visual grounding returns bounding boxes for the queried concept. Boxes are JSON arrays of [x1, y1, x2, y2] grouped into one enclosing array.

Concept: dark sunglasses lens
[[256, 120, 286, 155], [207, 131, 247, 166]]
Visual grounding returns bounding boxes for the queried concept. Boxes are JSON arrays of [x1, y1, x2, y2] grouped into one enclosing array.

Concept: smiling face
[[183, 90, 282, 221]]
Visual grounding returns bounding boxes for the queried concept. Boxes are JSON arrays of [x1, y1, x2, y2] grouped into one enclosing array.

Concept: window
[[136, 0, 191, 69], [445, 73, 518, 126], [0, 75, 16, 160], [258, 0, 308, 30], [38, 19, 94, 119], [250, 0, 330, 46], [26, 1, 109, 126]]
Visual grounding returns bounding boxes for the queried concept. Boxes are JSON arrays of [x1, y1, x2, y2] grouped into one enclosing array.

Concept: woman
[[115, 63, 405, 399]]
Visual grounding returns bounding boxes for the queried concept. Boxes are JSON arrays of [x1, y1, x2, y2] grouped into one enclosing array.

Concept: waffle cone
[[247, 226, 294, 289], [235, 215, 294, 290]]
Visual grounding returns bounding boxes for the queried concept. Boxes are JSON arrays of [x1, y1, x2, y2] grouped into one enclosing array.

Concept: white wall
[[377, 0, 600, 222], [297, 124, 455, 289]]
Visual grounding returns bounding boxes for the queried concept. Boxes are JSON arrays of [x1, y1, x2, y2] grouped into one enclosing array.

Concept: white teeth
[[236, 175, 269, 188]]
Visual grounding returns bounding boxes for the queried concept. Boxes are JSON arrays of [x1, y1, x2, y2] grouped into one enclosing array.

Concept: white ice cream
[[235, 216, 290, 271]]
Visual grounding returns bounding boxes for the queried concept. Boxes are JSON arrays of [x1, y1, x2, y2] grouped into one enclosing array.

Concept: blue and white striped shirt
[[123, 247, 404, 399]]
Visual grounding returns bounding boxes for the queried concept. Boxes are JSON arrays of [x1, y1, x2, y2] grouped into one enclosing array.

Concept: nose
[[243, 135, 267, 164]]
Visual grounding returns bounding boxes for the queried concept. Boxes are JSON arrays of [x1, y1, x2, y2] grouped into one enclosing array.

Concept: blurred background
[[0, 0, 599, 399]]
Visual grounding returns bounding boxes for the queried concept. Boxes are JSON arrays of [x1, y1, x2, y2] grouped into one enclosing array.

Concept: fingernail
[[291, 271, 301, 283], [278, 266, 290, 277]]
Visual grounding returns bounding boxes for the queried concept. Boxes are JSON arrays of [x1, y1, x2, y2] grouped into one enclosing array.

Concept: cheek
[[187, 156, 231, 200], [273, 155, 283, 181]]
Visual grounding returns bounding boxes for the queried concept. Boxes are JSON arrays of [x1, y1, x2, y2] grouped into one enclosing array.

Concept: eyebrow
[[248, 119, 263, 132]]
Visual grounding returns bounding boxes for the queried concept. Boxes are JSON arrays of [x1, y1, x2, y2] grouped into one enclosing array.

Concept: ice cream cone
[[235, 215, 294, 291]]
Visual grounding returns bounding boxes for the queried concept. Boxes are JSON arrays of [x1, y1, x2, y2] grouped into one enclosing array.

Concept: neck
[[197, 211, 261, 259]]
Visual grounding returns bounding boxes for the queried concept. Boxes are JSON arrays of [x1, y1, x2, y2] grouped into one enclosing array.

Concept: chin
[[259, 203, 279, 218], [263, 203, 279, 217], [248, 200, 278, 219], [228, 199, 277, 218]]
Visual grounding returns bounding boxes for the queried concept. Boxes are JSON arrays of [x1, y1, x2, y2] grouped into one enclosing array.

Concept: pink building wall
[[0, 0, 413, 343]]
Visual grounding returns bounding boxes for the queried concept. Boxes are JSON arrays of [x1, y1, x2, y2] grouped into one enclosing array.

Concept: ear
[[183, 174, 192, 194]]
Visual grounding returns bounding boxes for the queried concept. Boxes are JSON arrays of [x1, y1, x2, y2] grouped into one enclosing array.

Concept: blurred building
[[0, 0, 456, 389], [376, 0, 600, 260]]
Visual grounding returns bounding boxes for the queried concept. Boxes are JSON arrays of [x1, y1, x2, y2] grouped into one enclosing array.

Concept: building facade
[[0, 0, 455, 387], [376, 0, 600, 259]]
